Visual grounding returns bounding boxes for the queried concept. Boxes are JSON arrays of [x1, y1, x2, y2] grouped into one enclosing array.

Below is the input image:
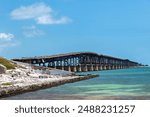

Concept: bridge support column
[[104, 65, 107, 70], [112, 65, 114, 69], [108, 65, 111, 70], [73, 66, 77, 72], [68, 66, 71, 72], [96, 64, 99, 71], [100, 65, 103, 70], [90, 65, 94, 71], [77, 65, 82, 72], [84, 65, 88, 72], [118, 65, 120, 69], [87, 65, 90, 71], [101, 65, 103, 70], [79, 65, 82, 72], [61, 66, 64, 70]]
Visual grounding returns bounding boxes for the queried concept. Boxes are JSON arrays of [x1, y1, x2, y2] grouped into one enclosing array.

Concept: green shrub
[[1, 82, 13, 86], [0, 57, 17, 70]]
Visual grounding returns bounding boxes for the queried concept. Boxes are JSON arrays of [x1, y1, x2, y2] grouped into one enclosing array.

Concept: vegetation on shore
[[1, 82, 13, 86], [0, 57, 17, 70]]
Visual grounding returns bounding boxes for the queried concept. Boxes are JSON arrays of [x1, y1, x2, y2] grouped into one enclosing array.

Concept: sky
[[0, 0, 150, 65]]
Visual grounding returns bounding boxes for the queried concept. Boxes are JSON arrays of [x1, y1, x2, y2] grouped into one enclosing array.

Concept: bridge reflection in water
[[13, 52, 142, 72]]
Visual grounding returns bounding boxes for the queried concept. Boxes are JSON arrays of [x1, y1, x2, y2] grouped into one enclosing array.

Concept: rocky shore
[[0, 60, 98, 98]]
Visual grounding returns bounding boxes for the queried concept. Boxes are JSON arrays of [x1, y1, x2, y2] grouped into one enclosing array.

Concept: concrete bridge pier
[[76, 66, 80, 72], [78, 65, 82, 72], [114, 65, 117, 69], [100, 65, 103, 70], [69, 66, 77, 72], [95, 64, 99, 71], [90, 65, 94, 71], [73, 66, 77, 72], [80, 65, 85, 72], [112, 65, 115, 70], [101, 65, 104, 70], [68, 66, 71, 72], [103, 65, 106, 70], [117, 65, 120, 69], [93, 65, 96, 71], [84, 65, 88, 72], [108, 65, 111, 70], [61, 66, 64, 70], [70, 66, 73, 72]]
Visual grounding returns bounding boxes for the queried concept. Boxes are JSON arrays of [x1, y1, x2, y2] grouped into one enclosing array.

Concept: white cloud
[[22, 25, 44, 38], [0, 33, 14, 41], [11, 3, 72, 24], [36, 15, 71, 24], [0, 32, 18, 51]]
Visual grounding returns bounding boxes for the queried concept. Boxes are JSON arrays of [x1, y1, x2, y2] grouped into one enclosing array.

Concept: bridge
[[12, 52, 142, 72]]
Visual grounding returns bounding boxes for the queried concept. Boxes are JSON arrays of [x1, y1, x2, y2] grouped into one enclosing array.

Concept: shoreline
[[0, 74, 99, 98]]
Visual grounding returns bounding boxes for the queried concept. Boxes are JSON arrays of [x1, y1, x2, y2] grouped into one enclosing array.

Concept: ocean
[[2, 67, 150, 100]]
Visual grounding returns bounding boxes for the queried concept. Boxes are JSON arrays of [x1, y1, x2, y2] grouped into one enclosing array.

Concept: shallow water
[[2, 67, 150, 100]]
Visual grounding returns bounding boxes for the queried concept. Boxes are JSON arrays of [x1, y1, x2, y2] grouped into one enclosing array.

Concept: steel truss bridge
[[13, 52, 142, 72]]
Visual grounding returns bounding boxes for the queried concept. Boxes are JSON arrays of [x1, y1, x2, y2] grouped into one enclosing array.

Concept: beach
[[0, 61, 98, 98]]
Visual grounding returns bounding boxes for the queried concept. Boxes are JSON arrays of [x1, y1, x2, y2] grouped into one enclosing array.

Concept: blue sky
[[0, 0, 150, 65]]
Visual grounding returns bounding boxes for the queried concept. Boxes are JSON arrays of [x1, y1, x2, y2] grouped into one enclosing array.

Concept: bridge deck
[[13, 52, 127, 61], [12, 52, 142, 72]]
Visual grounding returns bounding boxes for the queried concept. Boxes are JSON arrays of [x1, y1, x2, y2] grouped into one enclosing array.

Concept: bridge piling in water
[[13, 52, 142, 72]]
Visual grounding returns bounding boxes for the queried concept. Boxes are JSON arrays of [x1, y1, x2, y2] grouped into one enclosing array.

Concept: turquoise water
[[3, 67, 150, 100]]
